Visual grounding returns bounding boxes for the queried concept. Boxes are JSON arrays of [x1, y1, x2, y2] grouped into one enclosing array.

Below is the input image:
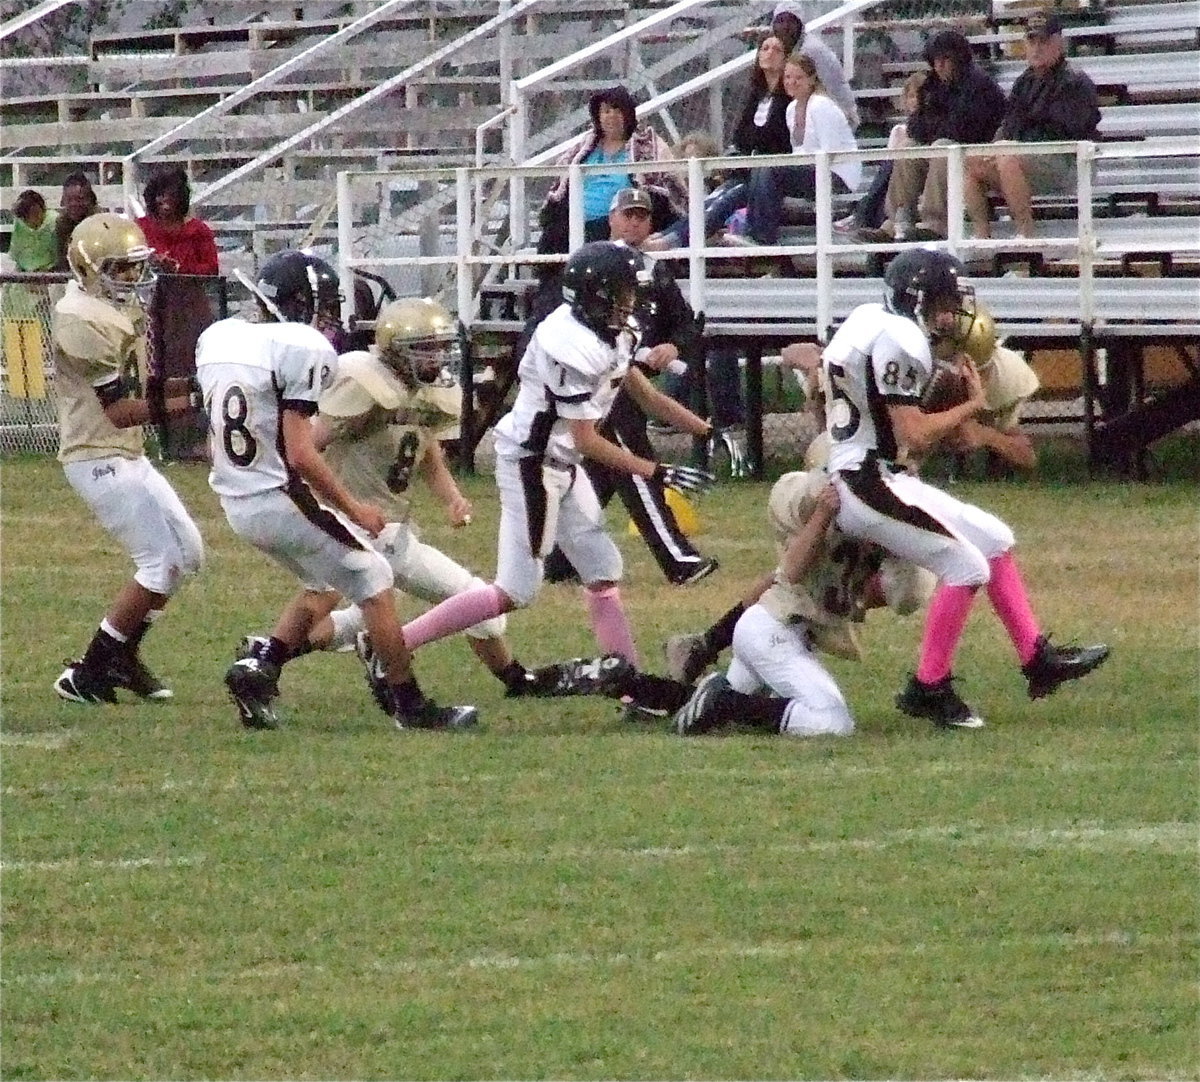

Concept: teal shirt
[[582, 147, 631, 221], [11, 210, 59, 272]]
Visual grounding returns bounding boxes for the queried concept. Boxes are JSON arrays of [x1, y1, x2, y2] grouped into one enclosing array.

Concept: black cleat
[[896, 673, 984, 730], [393, 702, 479, 731], [105, 652, 173, 701], [236, 634, 271, 662], [1021, 635, 1110, 700], [354, 632, 392, 713], [670, 557, 719, 587], [224, 657, 281, 730], [508, 655, 634, 699], [54, 660, 118, 705], [674, 672, 730, 735]]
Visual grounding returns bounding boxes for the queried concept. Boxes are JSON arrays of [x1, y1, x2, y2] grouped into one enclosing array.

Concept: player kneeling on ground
[[673, 470, 935, 736]]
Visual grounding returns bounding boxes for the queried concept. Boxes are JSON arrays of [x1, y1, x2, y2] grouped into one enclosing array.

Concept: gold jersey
[[318, 349, 461, 523], [758, 470, 882, 661], [52, 281, 146, 464]]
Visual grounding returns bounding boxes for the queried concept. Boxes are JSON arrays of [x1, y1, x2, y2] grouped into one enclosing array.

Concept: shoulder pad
[[984, 344, 1039, 411], [325, 350, 406, 413]]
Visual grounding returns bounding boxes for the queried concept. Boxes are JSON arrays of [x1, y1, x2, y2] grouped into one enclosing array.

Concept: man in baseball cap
[[963, 7, 1098, 239], [609, 187, 653, 216], [1023, 10, 1063, 39]]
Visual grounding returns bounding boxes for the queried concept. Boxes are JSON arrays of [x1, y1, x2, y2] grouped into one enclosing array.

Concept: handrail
[[0, 0, 77, 43], [193, 0, 542, 211], [332, 136, 1199, 344], [121, 0, 421, 212]]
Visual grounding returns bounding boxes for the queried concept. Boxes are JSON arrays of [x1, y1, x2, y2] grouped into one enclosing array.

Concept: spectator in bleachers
[[136, 166, 220, 460], [136, 167, 219, 275], [11, 190, 59, 272], [53, 172, 100, 271], [859, 30, 1005, 242], [769, 0, 859, 131], [643, 35, 792, 250], [740, 51, 860, 246], [536, 85, 684, 262], [836, 71, 926, 234], [963, 11, 1100, 240]]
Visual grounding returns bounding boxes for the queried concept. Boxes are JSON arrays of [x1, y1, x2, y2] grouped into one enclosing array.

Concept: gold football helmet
[[67, 213, 156, 304], [375, 297, 457, 388], [934, 297, 997, 371]]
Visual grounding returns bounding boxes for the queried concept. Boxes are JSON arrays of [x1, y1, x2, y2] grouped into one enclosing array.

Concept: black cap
[[1025, 10, 1063, 39]]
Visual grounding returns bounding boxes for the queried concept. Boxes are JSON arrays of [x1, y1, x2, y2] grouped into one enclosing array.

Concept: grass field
[[1, 448, 1196, 1080]]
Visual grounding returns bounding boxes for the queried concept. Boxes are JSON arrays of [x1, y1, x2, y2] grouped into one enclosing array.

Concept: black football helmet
[[883, 248, 973, 336], [249, 250, 342, 332], [561, 241, 641, 343]]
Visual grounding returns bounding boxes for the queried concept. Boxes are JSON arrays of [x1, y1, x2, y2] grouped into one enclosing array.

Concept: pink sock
[[916, 583, 979, 684], [584, 586, 639, 666], [402, 584, 507, 651], [986, 550, 1042, 664]]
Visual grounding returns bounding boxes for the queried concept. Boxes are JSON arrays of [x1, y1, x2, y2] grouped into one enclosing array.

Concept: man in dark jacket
[[964, 10, 1100, 238], [534, 188, 720, 587], [862, 29, 1005, 241]]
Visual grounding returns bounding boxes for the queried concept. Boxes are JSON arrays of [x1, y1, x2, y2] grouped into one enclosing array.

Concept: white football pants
[[727, 605, 855, 737], [833, 462, 1014, 588], [64, 454, 203, 596], [493, 453, 623, 607], [327, 521, 507, 648]]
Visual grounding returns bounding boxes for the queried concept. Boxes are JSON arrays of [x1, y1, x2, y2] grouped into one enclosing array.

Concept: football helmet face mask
[[67, 214, 156, 305], [883, 248, 973, 338], [375, 297, 458, 388], [247, 251, 343, 335], [935, 296, 996, 371], [561, 241, 641, 344]]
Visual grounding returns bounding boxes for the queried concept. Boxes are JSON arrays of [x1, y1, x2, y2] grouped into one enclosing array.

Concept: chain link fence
[[0, 273, 227, 459]]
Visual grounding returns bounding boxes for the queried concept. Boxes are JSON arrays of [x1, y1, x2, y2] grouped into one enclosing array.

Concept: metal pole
[[336, 170, 356, 334]]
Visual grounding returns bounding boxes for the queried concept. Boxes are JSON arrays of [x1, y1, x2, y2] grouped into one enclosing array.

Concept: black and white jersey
[[821, 302, 933, 473], [493, 303, 630, 465], [196, 318, 338, 498]]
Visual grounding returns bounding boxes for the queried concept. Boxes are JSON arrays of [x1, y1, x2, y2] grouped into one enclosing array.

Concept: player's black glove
[[652, 462, 716, 496]]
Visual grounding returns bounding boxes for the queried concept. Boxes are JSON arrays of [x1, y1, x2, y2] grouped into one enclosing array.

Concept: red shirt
[[137, 214, 219, 275]]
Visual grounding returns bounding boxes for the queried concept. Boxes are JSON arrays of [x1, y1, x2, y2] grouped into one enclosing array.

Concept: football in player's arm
[[815, 248, 1107, 730], [51, 213, 205, 705]]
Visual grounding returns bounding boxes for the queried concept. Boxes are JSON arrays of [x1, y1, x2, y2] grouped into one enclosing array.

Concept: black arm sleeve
[[644, 262, 701, 361]]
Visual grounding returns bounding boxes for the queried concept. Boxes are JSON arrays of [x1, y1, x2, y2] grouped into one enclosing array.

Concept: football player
[[195, 250, 475, 732], [251, 295, 636, 702], [539, 189, 721, 587], [673, 471, 936, 736], [819, 248, 1107, 728], [930, 296, 1039, 472], [52, 213, 205, 704], [393, 241, 714, 700]]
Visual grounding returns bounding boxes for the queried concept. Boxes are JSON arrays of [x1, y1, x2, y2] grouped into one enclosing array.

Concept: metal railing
[[333, 135, 1200, 332]]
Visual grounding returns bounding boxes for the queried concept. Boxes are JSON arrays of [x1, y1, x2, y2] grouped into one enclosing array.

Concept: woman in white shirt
[[745, 51, 860, 244]]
